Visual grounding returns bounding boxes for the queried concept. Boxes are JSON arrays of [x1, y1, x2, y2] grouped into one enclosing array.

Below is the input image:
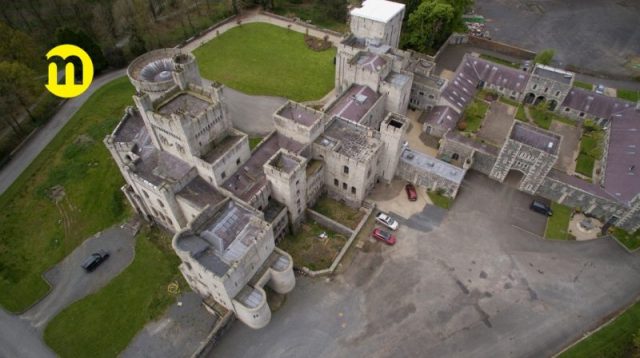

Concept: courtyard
[[210, 171, 640, 357], [193, 23, 336, 102]]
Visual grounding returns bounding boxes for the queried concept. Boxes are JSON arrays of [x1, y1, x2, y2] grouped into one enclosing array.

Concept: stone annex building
[[105, 0, 640, 328]]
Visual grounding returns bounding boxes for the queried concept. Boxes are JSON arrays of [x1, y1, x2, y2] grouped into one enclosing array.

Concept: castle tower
[[378, 112, 408, 182], [171, 52, 202, 89], [264, 150, 308, 230]]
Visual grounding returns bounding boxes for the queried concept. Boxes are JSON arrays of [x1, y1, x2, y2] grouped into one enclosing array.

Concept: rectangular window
[[343, 165, 349, 174], [342, 183, 347, 190], [351, 187, 356, 194], [334, 178, 339, 186]]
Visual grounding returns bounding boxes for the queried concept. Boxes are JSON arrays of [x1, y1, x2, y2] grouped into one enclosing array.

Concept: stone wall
[[396, 155, 463, 198], [468, 36, 536, 60], [305, 209, 354, 237]]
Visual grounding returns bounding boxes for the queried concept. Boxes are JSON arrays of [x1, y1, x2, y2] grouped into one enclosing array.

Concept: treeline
[[399, 0, 473, 54], [0, 0, 236, 160]]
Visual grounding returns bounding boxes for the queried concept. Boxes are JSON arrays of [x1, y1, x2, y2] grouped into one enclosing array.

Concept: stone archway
[[548, 99, 558, 111], [524, 93, 535, 104], [534, 96, 546, 106], [504, 169, 526, 189]]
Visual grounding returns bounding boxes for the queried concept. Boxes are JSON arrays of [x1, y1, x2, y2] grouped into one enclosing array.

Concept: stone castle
[[105, 0, 640, 329]]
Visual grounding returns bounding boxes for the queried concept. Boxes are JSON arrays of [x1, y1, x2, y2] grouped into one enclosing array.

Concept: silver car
[[376, 212, 399, 230]]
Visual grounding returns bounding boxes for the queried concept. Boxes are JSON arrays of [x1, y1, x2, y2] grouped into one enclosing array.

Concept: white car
[[376, 212, 398, 230]]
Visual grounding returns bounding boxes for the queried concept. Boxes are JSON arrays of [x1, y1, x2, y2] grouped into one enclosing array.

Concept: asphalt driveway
[[210, 171, 640, 358]]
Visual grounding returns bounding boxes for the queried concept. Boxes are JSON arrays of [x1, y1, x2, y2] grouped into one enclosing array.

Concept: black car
[[530, 200, 553, 216], [81, 250, 110, 272]]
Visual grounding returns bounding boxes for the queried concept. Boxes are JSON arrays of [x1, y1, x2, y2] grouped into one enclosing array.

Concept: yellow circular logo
[[45, 44, 94, 98]]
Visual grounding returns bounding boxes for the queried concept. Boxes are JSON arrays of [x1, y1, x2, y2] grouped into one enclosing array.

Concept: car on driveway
[[530, 200, 553, 216], [81, 250, 110, 272], [405, 183, 417, 201], [372, 228, 396, 245], [595, 84, 605, 95], [376, 212, 398, 230]]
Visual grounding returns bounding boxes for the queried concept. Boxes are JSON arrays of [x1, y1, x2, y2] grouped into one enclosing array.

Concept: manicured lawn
[[617, 89, 640, 102], [515, 105, 527, 121], [560, 299, 640, 358], [479, 54, 520, 69], [612, 227, 640, 251], [193, 23, 336, 102], [461, 98, 489, 132], [427, 190, 453, 210], [44, 227, 182, 358], [498, 96, 521, 107], [575, 125, 603, 178], [0, 77, 133, 312], [312, 195, 365, 229], [573, 80, 593, 90], [278, 220, 347, 271], [544, 203, 572, 240], [249, 137, 263, 150]]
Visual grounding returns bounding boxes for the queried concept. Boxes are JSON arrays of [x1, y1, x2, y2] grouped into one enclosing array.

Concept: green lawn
[[529, 105, 553, 129], [479, 54, 520, 69], [575, 126, 603, 178], [461, 98, 489, 132], [544, 203, 572, 240], [193, 23, 336, 102], [617, 89, 640, 102], [427, 190, 453, 210], [44, 227, 182, 358], [612, 227, 640, 251], [560, 299, 640, 358], [0, 77, 133, 312], [515, 105, 527, 121], [278, 220, 346, 271], [498, 96, 521, 107], [573, 80, 593, 90], [312, 195, 365, 229]]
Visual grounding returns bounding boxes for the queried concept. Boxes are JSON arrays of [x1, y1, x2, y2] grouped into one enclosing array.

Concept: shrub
[[457, 120, 468, 131]]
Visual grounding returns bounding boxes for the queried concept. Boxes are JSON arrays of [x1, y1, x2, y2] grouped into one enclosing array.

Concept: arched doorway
[[534, 96, 546, 106], [504, 169, 525, 189], [524, 93, 535, 104], [547, 100, 558, 111]]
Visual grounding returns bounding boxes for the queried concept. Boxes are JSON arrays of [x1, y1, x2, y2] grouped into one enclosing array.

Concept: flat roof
[[327, 85, 380, 123], [112, 109, 145, 143], [201, 134, 244, 164], [350, 0, 405, 23], [385, 71, 411, 87], [400, 148, 466, 184], [316, 117, 380, 161], [533, 64, 573, 84], [267, 151, 303, 174], [510, 122, 560, 155], [354, 52, 387, 72], [277, 102, 322, 127], [157, 93, 210, 117], [604, 108, 640, 204], [176, 176, 225, 210]]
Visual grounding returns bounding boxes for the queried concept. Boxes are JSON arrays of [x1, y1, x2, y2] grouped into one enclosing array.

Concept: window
[[221, 171, 226, 179], [579, 112, 585, 117], [236, 158, 241, 165], [334, 178, 339, 186], [428, 94, 435, 99], [351, 187, 356, 194], [419, 91, 425, 96], [533, 84, 537, 90], [367, 169, 371, 178], [157, 199, 164, 208], [342, 183, 347, 190], [555, 91, 560, 96], [296, 179, 299, 185], [343, 165, 349, 174], [565, 107, 570, 112], [544, 87, 549, 93], [142, 190, 149, 198]]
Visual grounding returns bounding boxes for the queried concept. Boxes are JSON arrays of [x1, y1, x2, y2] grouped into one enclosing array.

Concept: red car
[[372, 228, 397, 245], [405, 183, 417, 201]]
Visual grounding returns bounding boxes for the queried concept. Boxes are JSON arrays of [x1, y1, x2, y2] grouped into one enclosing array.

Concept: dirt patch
[[304, 34, 331, 52]]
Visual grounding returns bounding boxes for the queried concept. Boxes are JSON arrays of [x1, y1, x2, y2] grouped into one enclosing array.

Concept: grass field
[[479, 54, 520, 69], [560, 299, 640, 358], [312, 195, 365, 229], [544, 203, 572, 240], [0, 77, 133, 312], [278, 220, 346, 271], [529, 105, 553, 129], [461, 98, 489, 132], [617, 89, 640, 102], [427, 190, 453, 210], [44, 227, 182, 358], [575, 126, 603, 178], [612, 227, 640, 252], [193, 23, 336, 102]]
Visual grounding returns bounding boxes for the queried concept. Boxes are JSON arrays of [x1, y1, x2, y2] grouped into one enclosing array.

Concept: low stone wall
[[303, 206, 374, 277], [260, 11, 344, 38], [468, 36, 536, 60], [306, 208, 353, 237], [433, 32, 468, 62]]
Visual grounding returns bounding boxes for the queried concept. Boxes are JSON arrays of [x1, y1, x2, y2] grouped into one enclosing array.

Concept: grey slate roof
[[603, 108, 640, 204], [400, 148, 466, 184], [510, 122, 560, 155], [561, 88, 635, 119], [421, 105, 461, 131], [327, 84, 380, 123]]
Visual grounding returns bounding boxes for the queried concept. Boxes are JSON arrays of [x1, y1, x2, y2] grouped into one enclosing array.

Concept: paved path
[[0, 69, 126, 195]]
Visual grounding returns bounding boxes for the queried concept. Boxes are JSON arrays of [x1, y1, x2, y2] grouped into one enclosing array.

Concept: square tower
[[349, 0, 405, 48]]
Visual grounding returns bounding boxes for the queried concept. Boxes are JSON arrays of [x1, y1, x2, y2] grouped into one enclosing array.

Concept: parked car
[[595, 84, 605, 95], [372, 228, 396, 245], [405, 183, 417, 201], [81, 250, 110, 272], [530, 200, 553, 216], [376, 212, 398, 230]]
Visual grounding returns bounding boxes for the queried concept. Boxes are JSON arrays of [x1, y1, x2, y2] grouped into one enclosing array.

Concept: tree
[[55, 27, 108, 73], [535, 49, 555, 65], [0, 61, 39, 132], [315, 0, 348, 23], [128, 27, 147, 57], [0, 22, 42, 71], [405, 0, 455, 53]]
